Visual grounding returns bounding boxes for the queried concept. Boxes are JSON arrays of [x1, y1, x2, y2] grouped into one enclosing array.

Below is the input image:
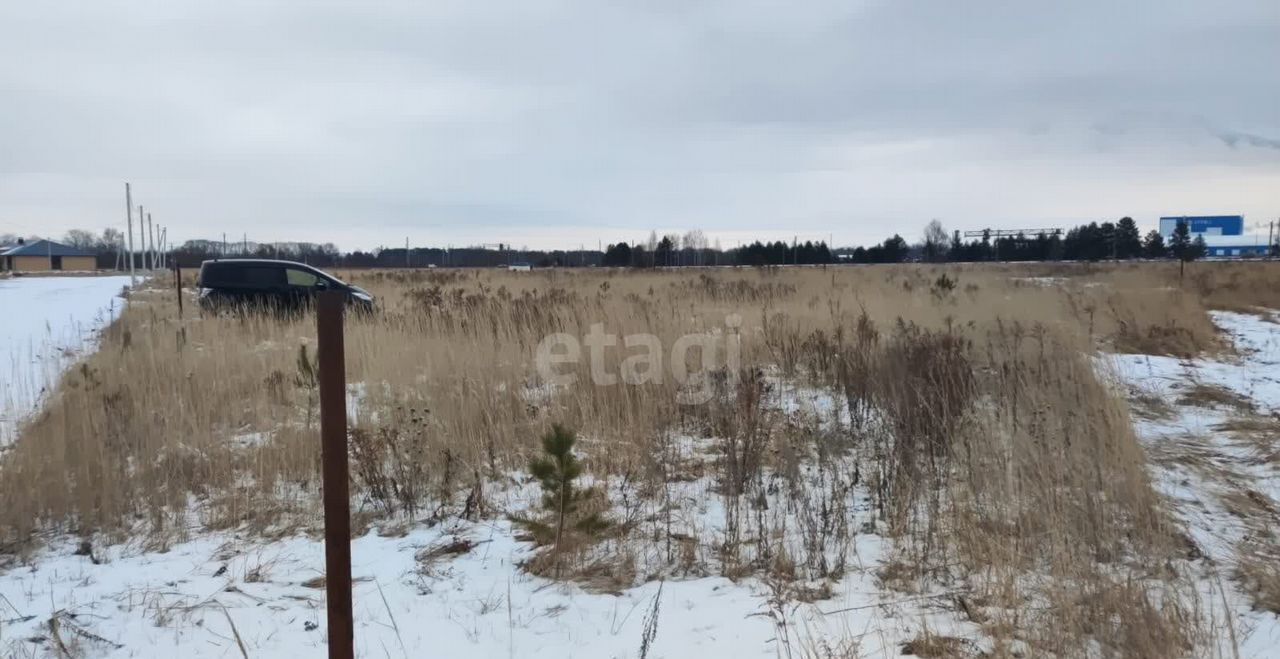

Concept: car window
[[201, 264, 242, 286], [286, 268, 319, 287], [243, 266, 285, 286]]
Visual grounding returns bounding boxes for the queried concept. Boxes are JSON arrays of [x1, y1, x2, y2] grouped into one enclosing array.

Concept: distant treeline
[[14, 216, 1273, 271], [935, 217, 1202, 263], [840, 217, 1270, 264], [601, 236, 833, 267], [168, 241, 607, 269]]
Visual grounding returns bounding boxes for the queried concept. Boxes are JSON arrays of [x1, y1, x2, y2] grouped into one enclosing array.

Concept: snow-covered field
[[0, 518, 951, 658], [5, 280, 1279, 658], [0, 275, 130, 447], [0, 281, 981, 658]]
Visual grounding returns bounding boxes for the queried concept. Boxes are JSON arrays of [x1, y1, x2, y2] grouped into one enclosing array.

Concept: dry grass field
[[3, 261, 1280, 657]]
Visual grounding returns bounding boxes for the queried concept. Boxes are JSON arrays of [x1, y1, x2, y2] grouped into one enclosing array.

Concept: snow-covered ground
[[0, 409, 969, 658], [0, 275, 131, 447], [0, 520, 951, 658], [0, 466, 964, 657], [1105, 310, 1280, 658]]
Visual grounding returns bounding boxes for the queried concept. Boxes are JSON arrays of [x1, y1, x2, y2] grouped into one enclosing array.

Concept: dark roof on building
[[1, 239, 95, 258]]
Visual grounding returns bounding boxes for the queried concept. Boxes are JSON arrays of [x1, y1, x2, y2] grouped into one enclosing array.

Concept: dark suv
[[197, 259, 375, 313]]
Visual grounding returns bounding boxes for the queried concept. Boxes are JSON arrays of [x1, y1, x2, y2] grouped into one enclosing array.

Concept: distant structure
[[0, 239, 98, 273], [1194, 235, 1272, 258], [1158, 215, 1243, 238], [1159, 215, 1269, 258], [962, 228, 1064, 239]]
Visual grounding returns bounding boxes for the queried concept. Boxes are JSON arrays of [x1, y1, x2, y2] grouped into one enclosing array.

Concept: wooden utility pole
[[148, 213, 156, 271], [138, 206, 147, 269], [141, 206, 148, 269], [316, 291, 354, 659], [125, 184, 136, 286]]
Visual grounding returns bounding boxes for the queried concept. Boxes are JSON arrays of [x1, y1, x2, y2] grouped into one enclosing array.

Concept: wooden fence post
[[317, 291, 354, 659]]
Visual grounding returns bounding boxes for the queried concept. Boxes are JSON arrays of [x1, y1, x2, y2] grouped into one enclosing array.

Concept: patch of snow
[[0, 276, 132, 447], [1011, 276, 1067, 286], [230, 430, 272, 450], [0, 519, 963, 658], [1104, 309, 1280, 658], [1107, 311, 1280, 416], [1213, 311, 1280, 367], [346, 381, 368, 423], [769, 377, 849, 426]]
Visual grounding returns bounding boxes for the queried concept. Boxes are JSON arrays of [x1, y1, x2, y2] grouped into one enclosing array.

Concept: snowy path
[[0, 276, 130, 447], [1107, 311, 1280, 658]]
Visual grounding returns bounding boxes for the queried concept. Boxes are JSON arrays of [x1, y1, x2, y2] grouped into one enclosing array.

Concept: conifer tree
[[1115, 217, 1142, 259], [521, 425, 609, 576], [1142, 230, 1166, 259], [1169, 219, 1195, 279], [1191, 235, 1208, 260], [1169, 219, 1192, 260]]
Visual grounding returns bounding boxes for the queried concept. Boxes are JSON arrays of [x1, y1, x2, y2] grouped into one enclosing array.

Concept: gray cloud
[[1216, 130, 1280, 151], [1, 0, 1277, 249]]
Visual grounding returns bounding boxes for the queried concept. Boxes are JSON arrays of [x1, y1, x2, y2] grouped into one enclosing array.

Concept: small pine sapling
[[518, 424, 609, 577]]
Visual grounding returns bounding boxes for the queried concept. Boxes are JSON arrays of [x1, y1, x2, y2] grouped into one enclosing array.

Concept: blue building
[[1158, 215, 1243, 238], [1156, 215, 1272, 258], [1198, 235, 1272, 258]]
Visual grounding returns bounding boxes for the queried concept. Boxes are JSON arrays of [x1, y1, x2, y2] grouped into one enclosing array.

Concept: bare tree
[[921, 219, 949, 262], [100, 228, 123, 250], [683, 229, 707, 266], [64, 229, 98, 249]]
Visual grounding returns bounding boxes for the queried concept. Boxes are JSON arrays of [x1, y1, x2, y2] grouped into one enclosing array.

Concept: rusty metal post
[[317, 291, 354, 659]]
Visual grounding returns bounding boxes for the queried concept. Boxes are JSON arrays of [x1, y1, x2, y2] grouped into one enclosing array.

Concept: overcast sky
[[2, 1, 1277, 251]]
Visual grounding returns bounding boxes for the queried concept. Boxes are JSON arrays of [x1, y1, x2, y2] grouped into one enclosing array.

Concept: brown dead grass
[[1177, 383, 1256, 412], [901, 631, 969, 657], [1185, 262, 1280, 314], [1236, 551, 1280, 615], [1130, 389, 1179, 421], [1213, 416, 1280, 466]]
